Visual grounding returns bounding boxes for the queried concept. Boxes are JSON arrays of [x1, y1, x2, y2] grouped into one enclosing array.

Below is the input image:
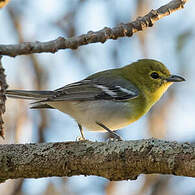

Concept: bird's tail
[[6, 90, 55, 109], [6, 90, 55, 100]]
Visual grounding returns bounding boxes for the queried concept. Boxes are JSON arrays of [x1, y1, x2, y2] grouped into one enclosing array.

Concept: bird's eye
[[150, 72, 160, 79]]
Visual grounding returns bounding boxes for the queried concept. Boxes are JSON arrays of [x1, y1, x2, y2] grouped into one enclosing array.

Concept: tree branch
[[0, 138, 194, 183], [0, 0, 188, 57], [0, 56, 8, 139]]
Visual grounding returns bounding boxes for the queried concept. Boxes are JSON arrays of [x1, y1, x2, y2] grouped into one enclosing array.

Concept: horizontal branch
[[0, 0, 188, 57], [0, 138, 194, 183]]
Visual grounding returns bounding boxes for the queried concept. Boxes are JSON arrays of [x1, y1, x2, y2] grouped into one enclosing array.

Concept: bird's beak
[[165, 75, 185, 82]]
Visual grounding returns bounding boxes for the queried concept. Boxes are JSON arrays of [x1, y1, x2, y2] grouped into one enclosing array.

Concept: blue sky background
[[0, 0, 195, 194]]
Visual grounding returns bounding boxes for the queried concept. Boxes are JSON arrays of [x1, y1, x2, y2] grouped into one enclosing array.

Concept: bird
[[6, 59, 185, 140]]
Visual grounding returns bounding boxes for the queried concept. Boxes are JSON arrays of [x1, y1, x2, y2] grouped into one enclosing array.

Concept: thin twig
[[0, 0, 188, 57]]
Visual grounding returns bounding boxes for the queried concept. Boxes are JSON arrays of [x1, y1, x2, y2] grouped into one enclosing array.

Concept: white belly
[[48, 100, 134, 132]]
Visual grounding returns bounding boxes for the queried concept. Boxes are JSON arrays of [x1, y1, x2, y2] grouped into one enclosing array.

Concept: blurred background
[[0, 0, 195, 194]]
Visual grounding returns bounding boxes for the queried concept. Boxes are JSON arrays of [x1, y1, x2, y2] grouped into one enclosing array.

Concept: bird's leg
[[77, 123, 85, 140], [96, 122, 123, 141]]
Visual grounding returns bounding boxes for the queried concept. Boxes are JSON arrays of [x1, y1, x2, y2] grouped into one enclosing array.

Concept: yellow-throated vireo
[[6, 59, 185, 140]]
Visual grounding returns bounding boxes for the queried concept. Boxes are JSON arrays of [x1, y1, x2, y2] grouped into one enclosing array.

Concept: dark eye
[[150, 72, 160, 79]]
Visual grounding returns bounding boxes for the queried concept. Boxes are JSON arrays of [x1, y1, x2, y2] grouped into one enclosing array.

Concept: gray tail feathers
[[6, 90, 55, 110], [6, 90, 55, 100]]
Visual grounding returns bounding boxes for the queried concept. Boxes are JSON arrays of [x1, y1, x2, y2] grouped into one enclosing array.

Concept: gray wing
[[6, 75, 139, 109], [6, 75, 139, 106], [45, 75, 139, 102]]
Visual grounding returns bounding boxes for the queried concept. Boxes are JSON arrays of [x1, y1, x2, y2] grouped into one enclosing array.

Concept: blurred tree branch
[[0, 138, 194, 183], [7, 6, 49, 143], [0, 0, 188, 57], [0, 0, 10, 8]]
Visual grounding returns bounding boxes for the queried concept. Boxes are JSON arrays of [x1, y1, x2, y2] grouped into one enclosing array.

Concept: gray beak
[[166, 75, 185, 82]]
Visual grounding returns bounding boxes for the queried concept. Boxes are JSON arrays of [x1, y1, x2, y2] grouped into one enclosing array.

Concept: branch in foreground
[[0, 0, 188, 57], [0, 56, 8, 139], [0, 138, 194, 183]]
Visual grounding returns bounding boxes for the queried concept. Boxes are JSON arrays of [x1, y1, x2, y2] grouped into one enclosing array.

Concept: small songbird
[[6, 59, 185, 140]]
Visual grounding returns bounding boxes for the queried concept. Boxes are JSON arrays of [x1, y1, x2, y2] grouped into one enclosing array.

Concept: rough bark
[[0, 0, 188, 57], [0, 57, 8, 139], [0, 138, 194, 183]]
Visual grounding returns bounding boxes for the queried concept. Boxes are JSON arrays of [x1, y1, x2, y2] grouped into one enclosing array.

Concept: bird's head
[[123, 59, 185, 103]]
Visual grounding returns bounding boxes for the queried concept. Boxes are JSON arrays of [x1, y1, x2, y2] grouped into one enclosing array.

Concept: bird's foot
[[107, 131, 123, 141], [76, 136, 86, 141], [96, 121, 123, 141]]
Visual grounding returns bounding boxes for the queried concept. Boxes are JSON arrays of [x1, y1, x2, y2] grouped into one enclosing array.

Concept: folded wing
[[6, 74, 139, 109]]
